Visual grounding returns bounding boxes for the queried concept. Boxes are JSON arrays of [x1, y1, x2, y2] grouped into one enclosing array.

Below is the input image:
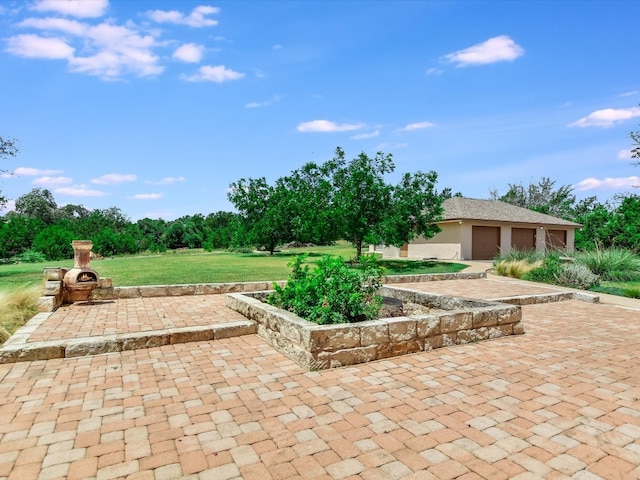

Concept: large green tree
[[228, 147, 445, 258], [227, 177, 293, 254], [490, 177, 576, 220], [14, 188, 58, 224]]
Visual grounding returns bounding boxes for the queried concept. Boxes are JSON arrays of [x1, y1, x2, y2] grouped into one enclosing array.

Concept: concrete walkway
[[0, 274, 639, 479]]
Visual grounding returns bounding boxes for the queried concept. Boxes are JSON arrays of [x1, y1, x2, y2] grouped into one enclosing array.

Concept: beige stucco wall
[[382, 222, 578, 260]]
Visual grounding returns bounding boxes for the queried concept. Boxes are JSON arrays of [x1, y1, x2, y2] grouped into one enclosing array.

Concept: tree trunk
[[355, 239, 363, 259]]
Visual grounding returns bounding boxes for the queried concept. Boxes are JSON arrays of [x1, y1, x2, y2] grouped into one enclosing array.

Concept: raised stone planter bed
[[225, 284, 524, 370]]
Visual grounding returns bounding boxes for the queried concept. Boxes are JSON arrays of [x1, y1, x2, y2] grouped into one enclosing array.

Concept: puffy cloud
[[425, 67, 442, 76], [445, 35, 524, 67], [145, 176, 186, 185], [31, 0, 108, 18], [130, 193, 163, 200], [146, 5, 220, 28], [400, 121, 435, 131], [350, 130, 380, 140], [6, 34, 74, 59], [182, 65, 244, 83], [12, 167, 64, 176], [0, 200, 16, 214], [33, 176, 72, 186], [173, 43, 204, 63], [297, 120, 365, 133], [91, 173, 137, 185], [54, 186, 108, 197], [568, 107, 640, 128], [574, 176, 640, 191]]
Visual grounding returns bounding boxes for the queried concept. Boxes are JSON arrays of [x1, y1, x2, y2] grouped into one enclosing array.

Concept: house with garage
[[377, 197, 582, 261]]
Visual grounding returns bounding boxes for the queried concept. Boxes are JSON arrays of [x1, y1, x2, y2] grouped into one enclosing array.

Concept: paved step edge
[[0, 320, 257, 364]]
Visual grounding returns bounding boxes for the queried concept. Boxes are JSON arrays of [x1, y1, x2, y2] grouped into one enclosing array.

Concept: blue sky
[[1, 0, 639, 221]]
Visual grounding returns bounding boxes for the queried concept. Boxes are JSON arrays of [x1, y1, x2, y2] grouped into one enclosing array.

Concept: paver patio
[[0, 278, 639, 479]]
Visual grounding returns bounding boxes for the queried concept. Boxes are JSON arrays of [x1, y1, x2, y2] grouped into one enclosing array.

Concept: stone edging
[[0, 315, 255, 364], [226, 285, 525, 370]]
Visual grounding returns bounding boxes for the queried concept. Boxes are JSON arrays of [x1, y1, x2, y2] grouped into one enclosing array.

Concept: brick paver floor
[[28, 296, 248, 343], [393, 279, 566, 300], [1, 293, 639, 479]]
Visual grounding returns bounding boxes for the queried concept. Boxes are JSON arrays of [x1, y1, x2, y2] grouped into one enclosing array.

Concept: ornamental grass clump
[[268, 254, 385, 325], [0, 284, 41, 345], [574, 248, 640, 281]]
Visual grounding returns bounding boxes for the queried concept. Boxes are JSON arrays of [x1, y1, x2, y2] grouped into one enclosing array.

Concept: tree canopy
[[490, 177, 576, 220], [227, 147, 445, 257]]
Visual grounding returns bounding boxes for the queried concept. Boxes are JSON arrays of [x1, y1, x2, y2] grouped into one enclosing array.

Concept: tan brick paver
[[28, 295, 247, 343], [0, 281, 639, 479]]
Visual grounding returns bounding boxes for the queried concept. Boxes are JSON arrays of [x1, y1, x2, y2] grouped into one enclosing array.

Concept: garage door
[[511, 228, 536, 251], [546, 229, 567, 251], [472, 226, 501, 260]]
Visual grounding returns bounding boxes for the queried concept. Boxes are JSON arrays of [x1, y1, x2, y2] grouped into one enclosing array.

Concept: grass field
[[0, 243, 468, 289]]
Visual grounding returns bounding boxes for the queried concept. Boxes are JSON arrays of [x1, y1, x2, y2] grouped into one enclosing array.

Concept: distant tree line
[[491, 177, 640, 251], [0, 187, 244, 261]]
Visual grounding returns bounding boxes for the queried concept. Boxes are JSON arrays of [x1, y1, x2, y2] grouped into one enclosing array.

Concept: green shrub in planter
[[268, 254, 385, 325]]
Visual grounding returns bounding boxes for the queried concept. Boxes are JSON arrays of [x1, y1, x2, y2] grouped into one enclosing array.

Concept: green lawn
[[0, 244, 468, 289], [592, 281, 640, 299]]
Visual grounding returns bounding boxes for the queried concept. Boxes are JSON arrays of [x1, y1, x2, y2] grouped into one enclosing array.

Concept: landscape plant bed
[[225, 284, 524, 370]]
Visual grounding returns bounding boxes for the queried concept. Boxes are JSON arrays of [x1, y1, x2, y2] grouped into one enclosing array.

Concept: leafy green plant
[[554, 263, 600, 290], [268, 254, 385, 324], [522, 252, 563, 284], [623, 286, 640, 299], [574, 248, 640, 281]]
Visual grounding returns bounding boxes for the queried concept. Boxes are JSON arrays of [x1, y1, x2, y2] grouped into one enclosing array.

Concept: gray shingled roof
[[441, 197, 582, 227]]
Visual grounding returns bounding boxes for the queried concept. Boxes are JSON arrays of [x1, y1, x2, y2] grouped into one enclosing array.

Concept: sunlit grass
[[0, 284, 41, 344]]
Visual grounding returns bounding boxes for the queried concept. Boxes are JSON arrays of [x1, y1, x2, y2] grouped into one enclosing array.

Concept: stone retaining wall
[[225, 284, 523, 370]]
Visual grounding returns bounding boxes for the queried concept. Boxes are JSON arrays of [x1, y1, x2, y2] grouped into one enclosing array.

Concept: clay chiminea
[[63, 240, 100, 302]]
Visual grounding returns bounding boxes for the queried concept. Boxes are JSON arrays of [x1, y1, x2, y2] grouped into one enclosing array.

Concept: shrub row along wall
[[225, 285, 523, 370]]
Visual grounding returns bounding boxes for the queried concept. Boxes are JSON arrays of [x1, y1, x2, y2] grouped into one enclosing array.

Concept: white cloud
[[145, 176, 186, 185], [618, 149, 633, 160], [172, 43, 204, 63], [350, 130, 380, 140], [272, 44, 283, 50], [146, 5, 220, 28], [245, 95, 282, 108], [574, 176, 640, 191], [55, 186, 108, 197], [297, 120, 365, 133], [13, 167, 64, 176], [568, 107, 640, 128], [182, 65, 245, 83], [130, 193, 163, 200], [32, 0, 109, 18], [33, 176, 72, 186], [400, 121, 435, 131], [6, 34, 75, 59], [620, 90, 639, 97], [445, 35, 524, 67], [8, 15, 164, 79], [426, 67, 442, 76], [91, 173, 137, 185]]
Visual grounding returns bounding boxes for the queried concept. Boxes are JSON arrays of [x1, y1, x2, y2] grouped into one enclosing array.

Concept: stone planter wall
[[225, 285, 523, 370]]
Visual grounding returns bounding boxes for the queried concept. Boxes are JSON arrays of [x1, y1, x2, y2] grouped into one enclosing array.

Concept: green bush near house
[[574, 248, 640, 282]]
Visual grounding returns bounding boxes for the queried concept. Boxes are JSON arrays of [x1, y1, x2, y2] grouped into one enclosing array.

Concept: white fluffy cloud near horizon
[[400, 121, 436, 131], [173, 43, 205, 63], [444, 35, 524, 67], [574, 176, 640, 191], [569, 107, 640, 128], [33, 176, 72, 186], [32, 0, 109, 18], [54, 186, 108, 197]]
